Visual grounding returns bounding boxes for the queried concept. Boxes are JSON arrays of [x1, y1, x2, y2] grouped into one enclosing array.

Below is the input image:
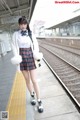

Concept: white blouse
[[11, 30, 39, 56], [17, 33, 32, 48]]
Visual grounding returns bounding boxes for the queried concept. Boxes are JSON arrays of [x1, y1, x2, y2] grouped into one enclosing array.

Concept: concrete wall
[[45, 37, 80, 48]]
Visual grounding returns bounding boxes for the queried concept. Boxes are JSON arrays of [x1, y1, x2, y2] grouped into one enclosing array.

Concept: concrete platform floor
[[26, 60, 80, 120]]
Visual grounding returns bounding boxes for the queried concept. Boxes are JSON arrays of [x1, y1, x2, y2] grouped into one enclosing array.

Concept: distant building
[[33, 20, 45, 37]]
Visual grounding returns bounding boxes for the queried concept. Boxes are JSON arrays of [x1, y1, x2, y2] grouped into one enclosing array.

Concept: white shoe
[[30, 92, 36, 106], [37, 100, 44, 113]]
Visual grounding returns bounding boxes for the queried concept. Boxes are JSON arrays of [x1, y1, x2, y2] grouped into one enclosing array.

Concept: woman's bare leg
[[22, 69, 43, 112], [29, 69, 40, 99], [30, 69, 44, 113], [21, 70, 34, 95]]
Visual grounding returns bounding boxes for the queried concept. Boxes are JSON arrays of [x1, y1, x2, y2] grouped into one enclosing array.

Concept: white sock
[[37, 99, 41, 102]]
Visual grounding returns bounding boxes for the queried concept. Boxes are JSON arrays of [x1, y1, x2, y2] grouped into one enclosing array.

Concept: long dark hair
[[18, 16, 31, 32]]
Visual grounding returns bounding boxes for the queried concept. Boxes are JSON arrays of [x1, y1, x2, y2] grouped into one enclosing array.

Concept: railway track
[[39, 41, 80, 70], [40, 45, 80, 109]]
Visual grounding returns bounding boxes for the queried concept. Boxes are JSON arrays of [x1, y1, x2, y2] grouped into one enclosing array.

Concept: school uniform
[[11, 29, 39, 71]]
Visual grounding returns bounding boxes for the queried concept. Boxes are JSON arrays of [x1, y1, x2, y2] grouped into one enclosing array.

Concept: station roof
[[0, 0, 37, 31], [47, 14, 80, 29]]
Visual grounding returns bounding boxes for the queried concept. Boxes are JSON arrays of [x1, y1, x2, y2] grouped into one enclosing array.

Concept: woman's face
[[19, 24, 27, 31]]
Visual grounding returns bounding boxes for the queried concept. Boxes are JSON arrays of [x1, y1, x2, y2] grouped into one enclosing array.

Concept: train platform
[[0, 51, 80, 120]]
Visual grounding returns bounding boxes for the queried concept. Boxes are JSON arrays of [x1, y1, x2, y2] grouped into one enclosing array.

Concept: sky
[[30, 0, 80, 28]]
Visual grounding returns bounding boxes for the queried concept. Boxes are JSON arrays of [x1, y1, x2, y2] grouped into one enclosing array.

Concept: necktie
[[21, 30, 28, 36]]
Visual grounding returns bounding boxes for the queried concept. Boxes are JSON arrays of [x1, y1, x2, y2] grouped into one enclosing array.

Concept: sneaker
[[30, 92, 36, 106], [37, 100, 44, 113]]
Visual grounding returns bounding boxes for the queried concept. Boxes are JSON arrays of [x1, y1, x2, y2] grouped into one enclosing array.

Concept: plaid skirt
[[19, 47, 36, 70]]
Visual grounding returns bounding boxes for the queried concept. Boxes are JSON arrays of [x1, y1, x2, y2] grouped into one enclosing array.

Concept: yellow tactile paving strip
[[6, 71, 26, 120]]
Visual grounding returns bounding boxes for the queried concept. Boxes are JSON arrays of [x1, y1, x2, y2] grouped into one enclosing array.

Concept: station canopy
[[0, 0, 37, 32]]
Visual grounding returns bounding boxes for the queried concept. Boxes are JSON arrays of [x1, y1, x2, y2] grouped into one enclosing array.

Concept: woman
[[11, 16, 43, 113]]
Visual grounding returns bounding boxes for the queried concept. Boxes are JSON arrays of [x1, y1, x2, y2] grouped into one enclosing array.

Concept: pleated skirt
[[19, 47, 36, 71]]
